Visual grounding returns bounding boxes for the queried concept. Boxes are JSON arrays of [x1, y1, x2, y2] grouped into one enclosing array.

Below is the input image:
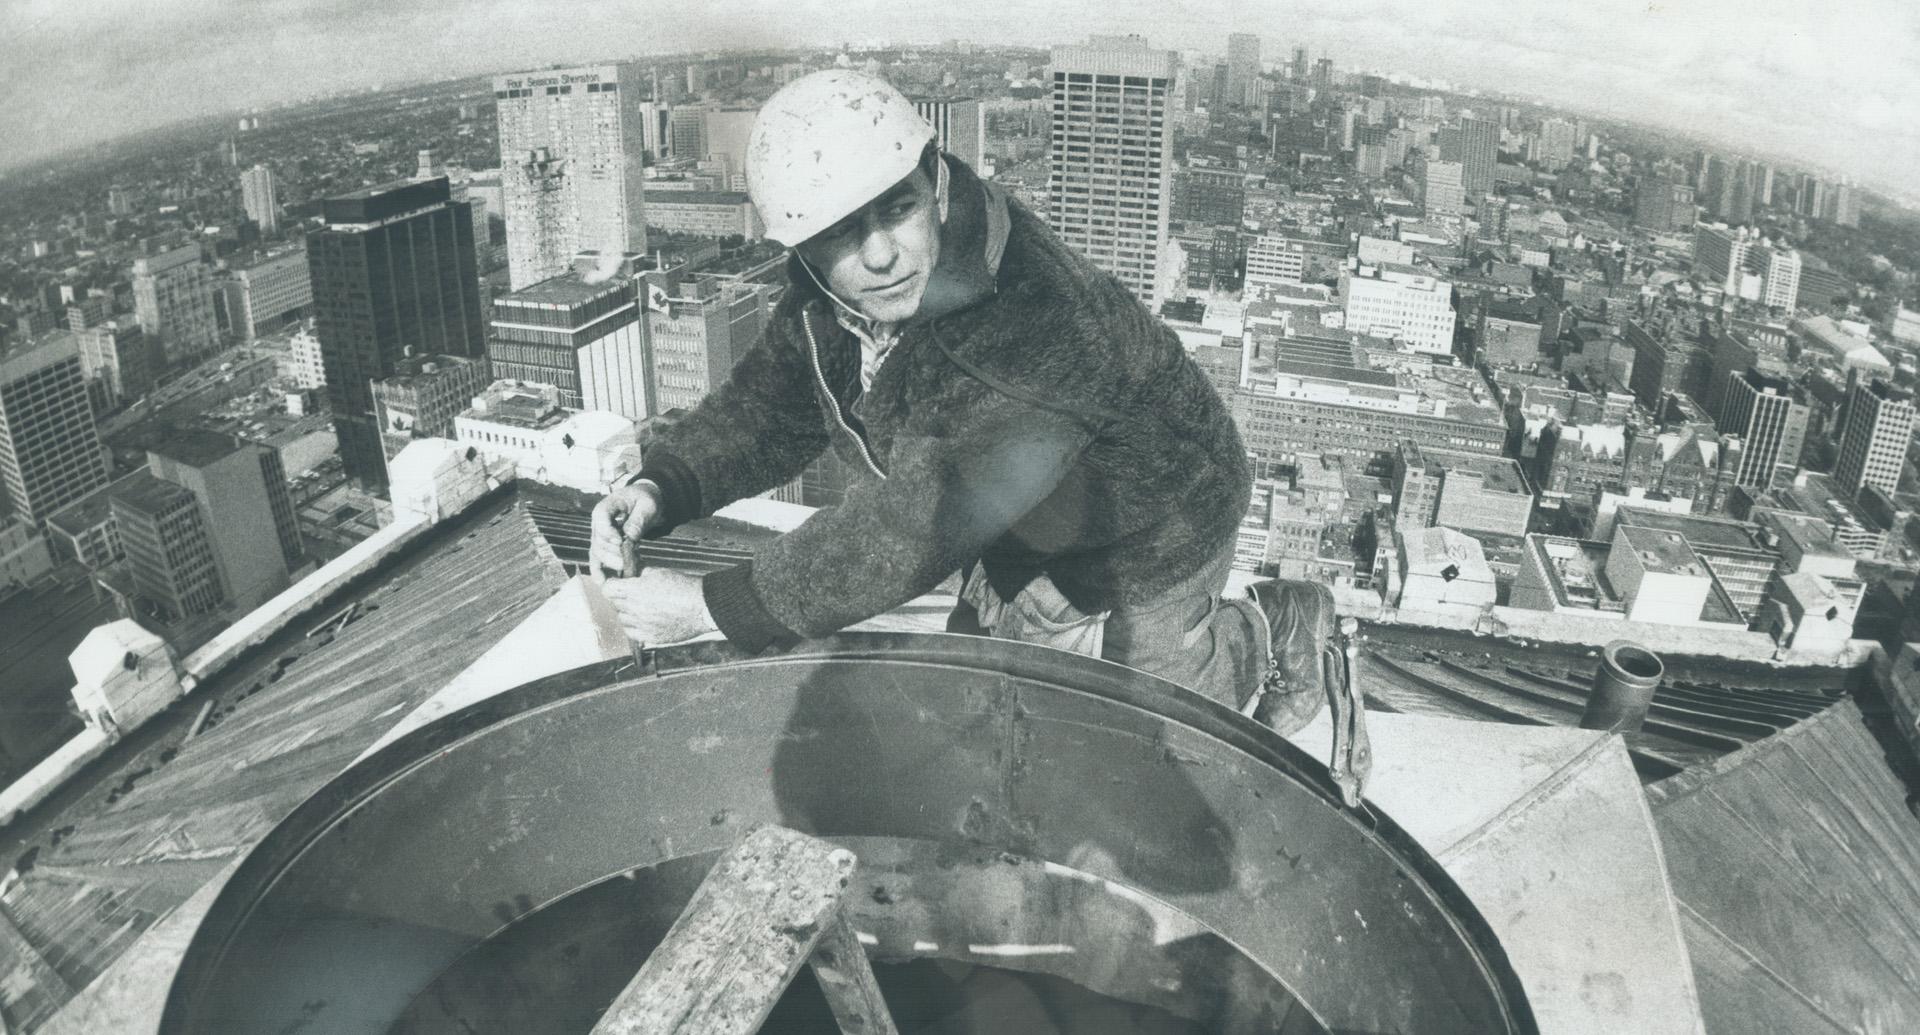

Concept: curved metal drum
[[161, 633, 1535, 1034]]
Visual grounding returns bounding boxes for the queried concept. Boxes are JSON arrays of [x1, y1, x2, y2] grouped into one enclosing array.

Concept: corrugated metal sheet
[[2, 495, 566, 1032], [1647, 699, 1920, 1034]]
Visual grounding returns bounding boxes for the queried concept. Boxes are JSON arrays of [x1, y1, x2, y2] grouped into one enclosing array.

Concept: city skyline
[[2, 1, 1916, 203]]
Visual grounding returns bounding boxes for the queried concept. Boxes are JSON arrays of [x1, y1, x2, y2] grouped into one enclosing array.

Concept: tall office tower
[[1450, 117, 1497, 196], [635, 100, 674, 160], [0, 332, 112, 523], [77, 320, 157, 409], [1835, 379, 1915, 501], [1531, 118, 1577, 170], [240, 163, 279, 235], [494, 63, 648, 290], [686, 62, 707, 96], [1208, 61, 1231, 111], [1226, 33, 1260, 107], [146, 428, 303, 613], [1693, 224, 1750, 294], [491, 270, 652, 420], [110, 471, 224, 619], [1726, 160, 1756, 224], [1410, 153, 1465, 217], [645, 277, 776, 413], [308, 177, 486, 492], [1705, 328, 1758, 424], [67, 294, 110, 331], [1047, 37, 1178, 309], [1311, 57, 1333, 91], [1802, 177, 1827, 220], [1758, 164, 1776, 207], [700, 108, 758, 190], [913, 97, 986, 172], [1290, 45, 1308, 82], [132, 243, 220, 365], [1634, 179, 1696, 232], [1830, 183, 1860, 228], [1755, 245, 1801, 310], [669, 106, 708, 163], [1718, 369, 1809, 488]]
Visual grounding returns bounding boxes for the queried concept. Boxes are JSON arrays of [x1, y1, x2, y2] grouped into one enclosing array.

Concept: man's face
[[796, 165, 941, 324]]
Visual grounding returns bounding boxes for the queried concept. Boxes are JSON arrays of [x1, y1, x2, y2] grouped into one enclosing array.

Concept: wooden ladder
[[590, 825, 900, 1035]]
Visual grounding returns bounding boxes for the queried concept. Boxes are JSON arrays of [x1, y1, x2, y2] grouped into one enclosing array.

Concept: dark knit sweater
[[637, 157, 1251, 651]]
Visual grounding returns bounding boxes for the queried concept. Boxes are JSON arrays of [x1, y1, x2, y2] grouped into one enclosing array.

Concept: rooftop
[[147, 426, 246, 469], [496, 270, 636, 308], [1618, 523, 1707, 577], [646, 190, 752, 206], [1616, 507, 1775, 557], [106, 470, 195, 517]]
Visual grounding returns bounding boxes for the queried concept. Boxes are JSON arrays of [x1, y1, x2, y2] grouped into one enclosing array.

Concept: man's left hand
[[602, 568, 721, 647]]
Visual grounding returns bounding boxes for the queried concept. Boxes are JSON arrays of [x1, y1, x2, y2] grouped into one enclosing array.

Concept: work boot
[[1243, 579, 1337, 736]]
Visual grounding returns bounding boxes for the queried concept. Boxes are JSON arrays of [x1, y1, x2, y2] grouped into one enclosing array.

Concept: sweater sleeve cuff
[[631, 450, 703, 531], [703, 562, 803, 653]]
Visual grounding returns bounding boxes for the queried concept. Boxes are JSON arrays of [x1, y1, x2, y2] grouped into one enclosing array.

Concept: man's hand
[[602, 568, 721, 647], [591, 479, 663, 579]]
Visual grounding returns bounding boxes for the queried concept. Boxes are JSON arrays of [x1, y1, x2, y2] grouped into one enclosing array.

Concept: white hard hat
[[747, 71, 937, 246]]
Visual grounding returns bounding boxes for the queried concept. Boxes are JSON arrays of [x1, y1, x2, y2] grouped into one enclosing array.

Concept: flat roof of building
[[1615, 507, 1772, 555], [109, 469, 195, 516], [496, 271, 632, 308], [1619, 523, 1707, 577], [647, 191, 751, 206], [148, 426, 247, 468]]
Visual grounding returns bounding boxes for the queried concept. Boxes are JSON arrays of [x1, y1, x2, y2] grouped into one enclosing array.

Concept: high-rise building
[[1530, 118, 1577, 171], [221, 247, 313, 341], [1830, 183, 1861, 228], [1834, 379, 1915, 502], [1046, 37, 1178, 309], [645, 277, 777, 413], [146, 428, 302, 613], [240, 164, 279, 235], [1312, 57, 1333, 91], [491, 269, 652, 420], [1452, 117, 1498, 195], [669, 106, 708, 163], [1290, 46, 1308, 83], [1754, 245, 1801, 311], [1226, 33, 1260, 108], [1693, 224, 1751, 294], [1341, 265, 1457, 356], [76, 320, 157, 410], [1705, 328, 1759, 424], [1633, 179, 1696, 233], [701, 108, 758, 190], [1718, 369, 1809, 487], [494, 64, 648, 290], [1625, 320, 1713, 412], [307, 177, 486, 492], [912, 97, 986, 172], [132, 243, 220, 365], [0, 332, 112, 523], [66, 294, 111, 331], [1410, 153, 1465, 217], [109, 471, 223, 620], [108, 186, 134, 216]]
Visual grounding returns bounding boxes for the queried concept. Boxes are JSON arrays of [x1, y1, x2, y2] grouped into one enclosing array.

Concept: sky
[[2, 0, 1915, 197]]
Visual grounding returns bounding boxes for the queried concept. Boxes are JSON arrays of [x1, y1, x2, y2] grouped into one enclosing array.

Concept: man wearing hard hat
[[594, 71, 1351, 752]]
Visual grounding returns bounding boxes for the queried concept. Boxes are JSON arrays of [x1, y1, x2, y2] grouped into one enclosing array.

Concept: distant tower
[[307, 177, 486, 492], [241, 163, 279, 235], [494, 64, 649, 290], [1047, 36, 1178, 309], [1226, 33, 1261, 107], [1451, 117, 1498, 196], [912, 97, 986, 172], [1717, 369, 1809, 488], [132, 244, 220, 365]]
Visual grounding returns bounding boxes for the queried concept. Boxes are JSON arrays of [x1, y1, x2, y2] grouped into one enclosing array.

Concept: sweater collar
[[793, 154, 1010, 333]]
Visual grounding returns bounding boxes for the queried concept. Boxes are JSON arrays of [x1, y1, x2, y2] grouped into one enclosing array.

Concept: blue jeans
[[946, 544, 1266, 710]]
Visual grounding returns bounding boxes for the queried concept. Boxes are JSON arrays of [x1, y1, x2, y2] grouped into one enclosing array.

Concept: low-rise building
[[454, 380, 642, 493]]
